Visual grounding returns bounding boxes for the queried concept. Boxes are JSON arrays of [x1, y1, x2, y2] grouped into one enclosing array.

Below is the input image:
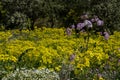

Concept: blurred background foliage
[[0, 0, 120, 32]]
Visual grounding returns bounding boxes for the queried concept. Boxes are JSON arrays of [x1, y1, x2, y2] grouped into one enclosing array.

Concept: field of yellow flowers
[[0, 27, 120, 80]]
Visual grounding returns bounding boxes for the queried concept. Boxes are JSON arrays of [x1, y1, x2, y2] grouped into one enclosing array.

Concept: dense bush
[[6, 12, 31, 30], [91, 0, 120, 32], [1, 0, 120, 31], [2, 68, 60, 80]]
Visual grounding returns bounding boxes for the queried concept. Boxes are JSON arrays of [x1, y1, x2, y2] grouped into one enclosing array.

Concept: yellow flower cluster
[[0, 54, 17, 62], [0, 27, 120, 74]]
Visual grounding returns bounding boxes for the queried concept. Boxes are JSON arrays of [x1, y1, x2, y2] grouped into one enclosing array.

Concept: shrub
[[2, 68, 60, 80]]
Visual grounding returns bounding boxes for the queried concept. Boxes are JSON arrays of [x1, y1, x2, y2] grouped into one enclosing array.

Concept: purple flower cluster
[[69, 53, 76, 61], [71, 24, 75, 29], [103, 32, 109, 40], [76, 18, 93, 31], [94, 17, 99, 22], [66, 27, 72, 36], [84, 20, 93, 28], [97, 20, 104, 26], [91, 18, 95, 22], [76, 23, 85, 30], [69, 14, 109, 40], [91, 15, 104, 26]]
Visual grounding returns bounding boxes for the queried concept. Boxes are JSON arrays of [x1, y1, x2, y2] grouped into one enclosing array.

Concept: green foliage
[[1, 0, 45, 30], [2, 0, 120, 32], [0, 1, 6, 27], [7, 12, 31, 30], [91, 0, 120, 32], [0, 0, 92, 29]]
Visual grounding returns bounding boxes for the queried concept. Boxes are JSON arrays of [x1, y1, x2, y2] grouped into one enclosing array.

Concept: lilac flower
[[104, 32, 109, 40], [94, 17, 99, 22], [66, 27, 72, 36], [71, 24, 75, 29], [69, 53, 76, 61], [92, 15, 104, 26], [91, 18, 95, 22], [84, 20, 93, 28], [76, 23, 85, 30], [97, 20, 104, 26]]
